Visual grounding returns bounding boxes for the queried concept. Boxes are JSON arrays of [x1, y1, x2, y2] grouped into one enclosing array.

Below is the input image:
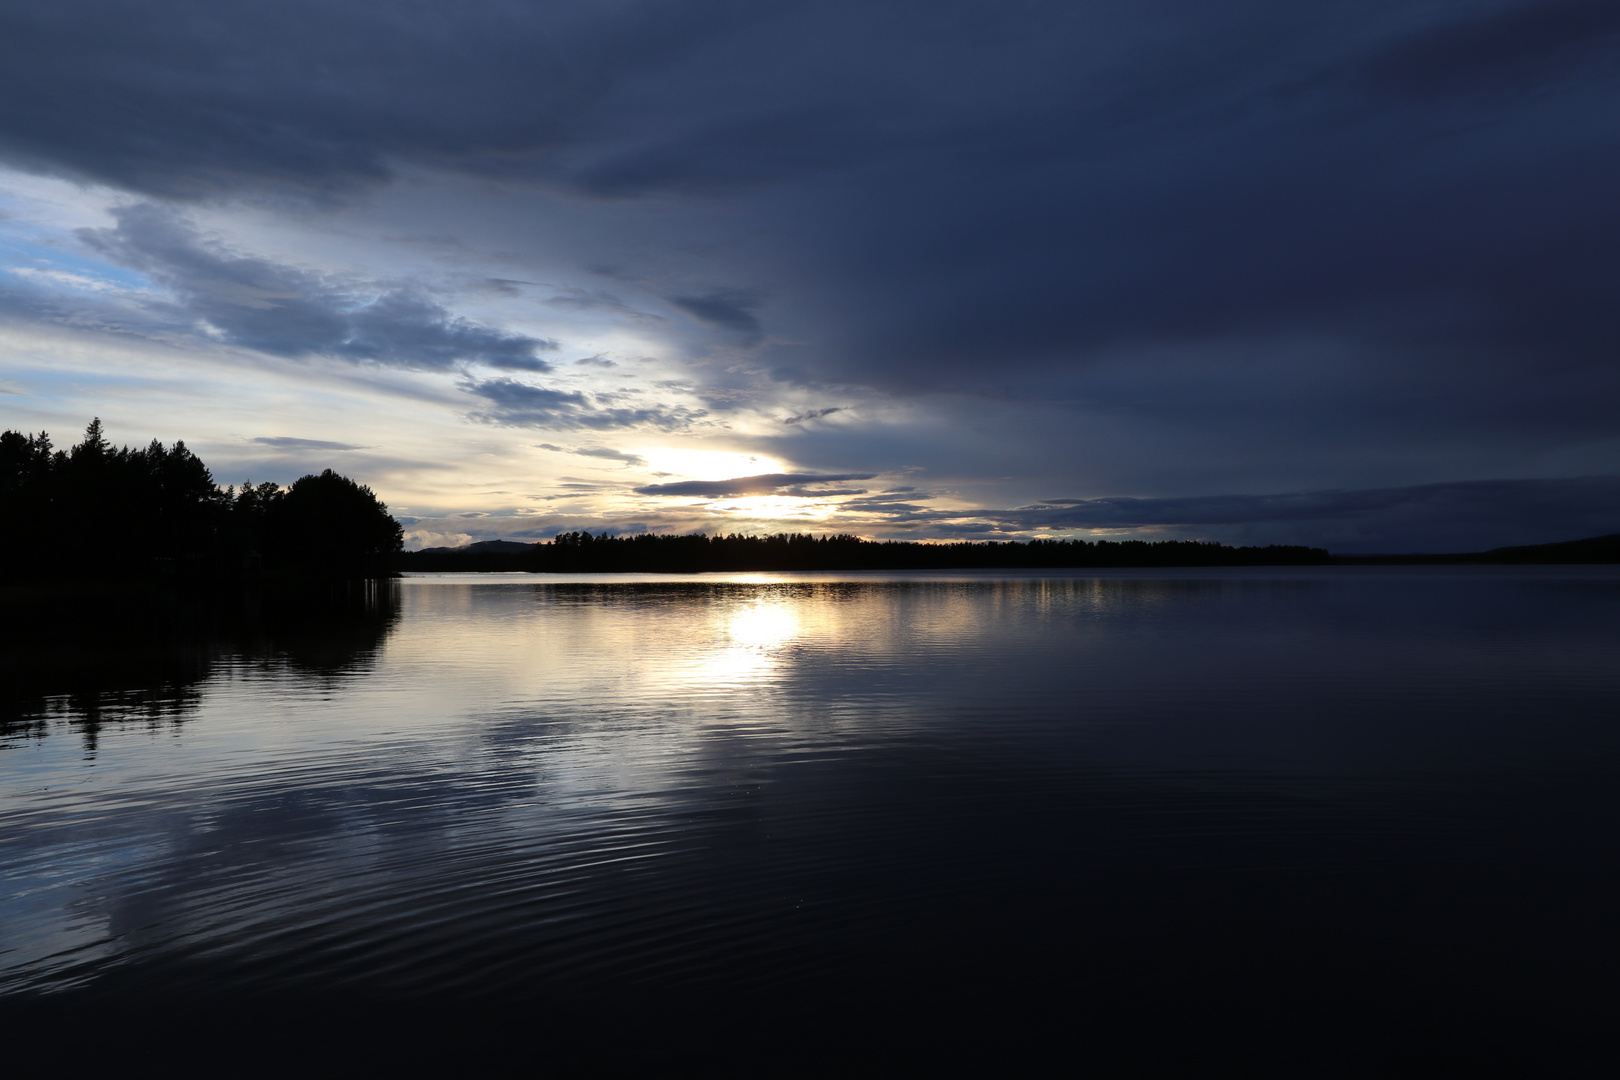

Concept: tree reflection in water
[[0, 580, 400, 753]]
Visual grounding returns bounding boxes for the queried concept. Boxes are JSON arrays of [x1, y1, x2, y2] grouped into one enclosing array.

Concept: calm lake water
[[4, 567, 1620, 1072]]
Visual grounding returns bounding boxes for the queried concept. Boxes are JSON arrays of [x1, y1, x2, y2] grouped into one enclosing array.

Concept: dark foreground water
[[4, 568, 1620, 1074]]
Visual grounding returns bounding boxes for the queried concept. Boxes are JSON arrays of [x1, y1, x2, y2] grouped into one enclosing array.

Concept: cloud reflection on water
[[6, 566, 1620, 1064]]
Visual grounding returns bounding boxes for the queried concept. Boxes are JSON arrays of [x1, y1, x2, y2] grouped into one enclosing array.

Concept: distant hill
[[1481, 534, 1620, 563], [418, 539, 537, 556], [1335, 534, 1620, 565]]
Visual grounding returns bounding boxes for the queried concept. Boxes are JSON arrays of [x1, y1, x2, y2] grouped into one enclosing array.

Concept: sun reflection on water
[[728, 603, 800, 647], [683, 601, 805, 687]]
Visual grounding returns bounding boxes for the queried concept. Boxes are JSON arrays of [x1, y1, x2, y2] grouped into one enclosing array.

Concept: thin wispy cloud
[[636, 472, 876, 498], [537, 443, 648, 467], [252, 436, 367, 451]]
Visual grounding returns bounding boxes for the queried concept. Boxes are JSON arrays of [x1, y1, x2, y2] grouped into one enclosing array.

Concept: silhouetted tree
[[265, 469, 404, 577], [0, 429, 56, 569], [223, 480, 286, 567], [2, 422, 405, 581]]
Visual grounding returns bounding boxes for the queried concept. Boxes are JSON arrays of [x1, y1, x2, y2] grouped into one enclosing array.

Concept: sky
[[1, 0, 1617, 552]]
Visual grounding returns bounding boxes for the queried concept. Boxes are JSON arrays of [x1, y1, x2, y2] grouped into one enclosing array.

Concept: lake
[[4, 567, 1619, 1072]]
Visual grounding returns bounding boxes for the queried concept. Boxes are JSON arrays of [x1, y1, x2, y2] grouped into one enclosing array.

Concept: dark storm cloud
[[636, 473, 876, 498], [790, 2, 1620, 396], [466, 377, 703, 431], [5, 2, 1616, 398], [77, 205, 556, 369], [0, 0, 915, 199], [5, 0, 1620, 528], [669, 291, 764, 343]]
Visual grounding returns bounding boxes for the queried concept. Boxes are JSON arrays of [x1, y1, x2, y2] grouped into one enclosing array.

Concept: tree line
[[1, 419, 403, 579], [403, 530, 1330, 573]]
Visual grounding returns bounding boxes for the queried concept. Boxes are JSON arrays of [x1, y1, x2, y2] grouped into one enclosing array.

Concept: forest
[[404, 531, 1331, 573], [1, 419, 403, 580]]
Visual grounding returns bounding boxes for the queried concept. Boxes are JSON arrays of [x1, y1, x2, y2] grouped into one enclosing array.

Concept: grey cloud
[[545, 289, 651, 320], [782, 407, 841, 425], [467, 377, 703, 431], [1020, 478, 1620, 530], [915, 477, 1620, 553], [483, 278, 536, 296], [573, 355, 617, 368], [485, 356, 553, 372], [466, 379, 587, 411], [669, 290, 763, 342], [635, 472, 876, 497], [573, 446, 644, 465], [252, 436, 365, 451], [0, 0, 908, 200], [77, 205, 556, 369], [777, 486, 867, 498], [536, 442, 648, 467], [840, 490, 935, 509], [840, 502, 931, 515]]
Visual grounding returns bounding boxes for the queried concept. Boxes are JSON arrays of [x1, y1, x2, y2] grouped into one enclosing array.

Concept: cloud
[[76, 204, 556, 369], [389, 473, 1620, 554], [873, 476, 1620, 553], [404, 530, 476, 551], [777, 486, 867, 498], [3, 1, 1620, 536], [482, 278, 535, 296], [536, 442, 647, 467], [1020, 477, 1620, 531], [6, 266, 136, 294], [545, 289, 649, 319], [669, 290, 763, 342], [782, 407, 841, 425], [485, 355, 553, 372], [252, 436, 366, 451], [635, 472, 876, 497], [466, 377, 704, 430]]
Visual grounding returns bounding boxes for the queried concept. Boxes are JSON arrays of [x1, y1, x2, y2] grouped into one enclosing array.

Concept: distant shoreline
[[398, 531, 1620, 573]]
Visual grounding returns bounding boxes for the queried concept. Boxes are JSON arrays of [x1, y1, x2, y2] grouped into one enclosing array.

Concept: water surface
[[4, 568, 1619, 1071]]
